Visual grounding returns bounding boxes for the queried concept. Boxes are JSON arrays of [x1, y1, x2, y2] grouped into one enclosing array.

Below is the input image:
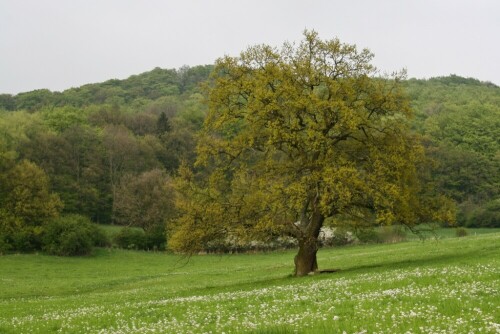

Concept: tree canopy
[[404, 76, 500, 227], [169, 31, 453, 276]]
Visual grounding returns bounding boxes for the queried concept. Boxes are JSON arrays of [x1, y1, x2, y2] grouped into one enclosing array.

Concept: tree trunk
[[294, 237, 319, 276], [294, 209, 324, 276]]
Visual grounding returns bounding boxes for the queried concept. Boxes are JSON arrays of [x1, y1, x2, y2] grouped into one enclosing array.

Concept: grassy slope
[[0, 233, 498, 333]]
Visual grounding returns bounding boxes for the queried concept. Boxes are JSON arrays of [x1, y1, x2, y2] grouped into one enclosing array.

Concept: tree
[[102, 124, 160, 222], [156, 111, 171, 136], [169, 31, 453, 276], [1, 160, 62, 226], [0, 94, 16, 111], [15, 89, 55, 111], [113, 169, 174, 232], [41, 106, 87, 133], [0, 160, 62, 251]]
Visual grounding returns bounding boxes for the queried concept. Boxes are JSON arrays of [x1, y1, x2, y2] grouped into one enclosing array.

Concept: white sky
[[1, 0, 499, 94]]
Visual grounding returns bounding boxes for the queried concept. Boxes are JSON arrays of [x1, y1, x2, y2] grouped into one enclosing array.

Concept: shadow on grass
[[322, 240, 499, 276]]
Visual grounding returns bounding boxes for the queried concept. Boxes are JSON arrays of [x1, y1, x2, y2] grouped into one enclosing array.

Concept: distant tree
[[0, 112, 22, 174], [144, 96, 180, 119], [169, 31, 453, 276], [425, 102, 499, 158], [113, 169, 174, 232], [0, 94, 16, 111], [88, 105, 126, 127], [426, 143, 499, 203], [124, 112, 157, 136], [176, 93, 206, 130], [15, 89, 55, 111], [177, 65, 213, 94], [1, 160, 62, 226], [41, 106, 87, 132], [156, 111, 171, 136], [0, 160, 62, 251], [466, 198, 500, 228], [102, 125, 139, 217], [158, 128, 197, 172], [102, 125, 159, 221]]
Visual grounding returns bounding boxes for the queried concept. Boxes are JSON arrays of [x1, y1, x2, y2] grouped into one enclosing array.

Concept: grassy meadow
[[0, 232, 499, 333]]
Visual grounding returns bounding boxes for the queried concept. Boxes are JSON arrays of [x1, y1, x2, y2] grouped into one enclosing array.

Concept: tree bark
[[294, 237, 319, 276], [294, 209, 324, 276]]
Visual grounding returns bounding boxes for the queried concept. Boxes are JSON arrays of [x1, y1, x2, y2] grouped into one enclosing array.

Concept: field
[[0, 232, 499, 333]]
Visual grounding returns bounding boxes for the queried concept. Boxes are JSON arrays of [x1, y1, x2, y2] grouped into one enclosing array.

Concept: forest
[[0, 61, 498, 256]]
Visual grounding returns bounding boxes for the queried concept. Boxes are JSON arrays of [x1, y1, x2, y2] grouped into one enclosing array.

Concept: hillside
[[0, 65, 213, 111], [404, 76, 500, 226], [0, 69, 499, 248]]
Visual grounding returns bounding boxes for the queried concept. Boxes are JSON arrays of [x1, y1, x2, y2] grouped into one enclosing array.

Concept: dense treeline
[[0, 65, 212, 111], [0, 65, 211, 253], [404, 75, 499, 227], [0, 68, 498, 254]]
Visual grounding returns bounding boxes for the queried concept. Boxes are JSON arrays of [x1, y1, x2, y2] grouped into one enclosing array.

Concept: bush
[[469, 199, 500, 228], [113, 228, 146, 250], [456, 227, 468, 237], [93, 227, 111, 248], [378, 226, 407, 243], [9, 227, 44, 252], [320, 227, 354, 247], [0, 232, 10, 254], [355, 228, 381, 244], [460, 199, 500, 228], [0, 212, 43, 253], [42, 215, 107, 256], [144, 225, 167, 251], [355, 226, 407, 244], [112, 225, 167, 251]]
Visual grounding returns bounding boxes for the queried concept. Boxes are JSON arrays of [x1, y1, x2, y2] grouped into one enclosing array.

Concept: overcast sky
[[1, 0, 499, 94]]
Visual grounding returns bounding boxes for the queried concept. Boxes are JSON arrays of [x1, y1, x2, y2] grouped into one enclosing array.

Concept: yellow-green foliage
[[0, 160, 62, 251], [1, 160, 62, 226], [169, 31, 454, 257]]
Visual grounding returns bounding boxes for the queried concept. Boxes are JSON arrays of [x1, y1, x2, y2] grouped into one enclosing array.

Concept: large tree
[[169, 31, 453, 276]]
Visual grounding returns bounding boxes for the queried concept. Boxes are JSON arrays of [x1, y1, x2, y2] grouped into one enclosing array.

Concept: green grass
[[0, 233, 499, 333], [403, 226, 499, 240]]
